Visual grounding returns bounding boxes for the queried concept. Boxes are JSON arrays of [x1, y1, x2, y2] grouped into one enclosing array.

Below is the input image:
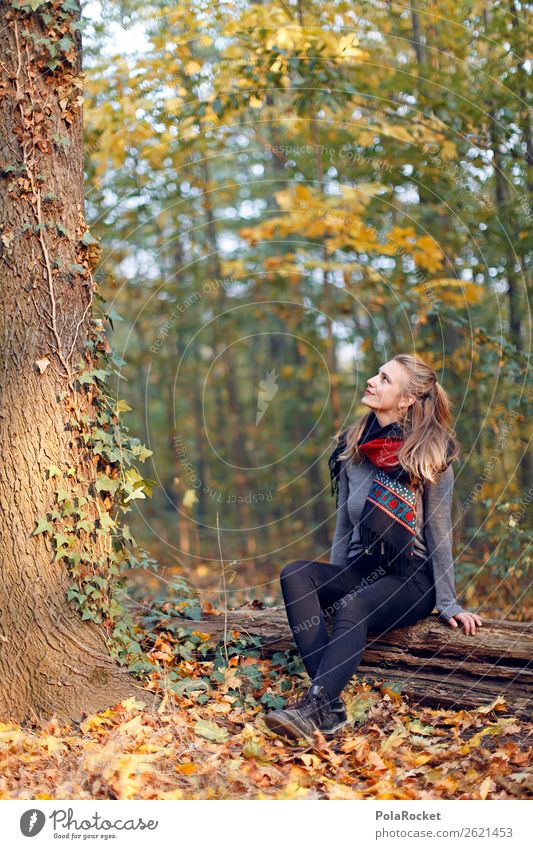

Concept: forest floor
[[2, 551, 531, 800], [0, 675, 531, 800], [1, 607, 532, 800]]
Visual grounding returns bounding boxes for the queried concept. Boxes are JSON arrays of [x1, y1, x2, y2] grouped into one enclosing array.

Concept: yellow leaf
[[336, 33, 363, 59], [277, 780, 310, 799], [184, 60, 201, 76], [243, 739, 265, 759], [116, 715, 145, 737], [183, 488, 198, 509], [120, 697, 146, 711], [380, 728, 408, 752], [298, 753, 322, 768], [40, 736, 66, 753], [479, 776, 495, 799], [191, 631, 211, 641], [474, 694, 507, 714], [459, 725, 501, 754], [270, 55, 285, 73], [176, 762, 197, 774]]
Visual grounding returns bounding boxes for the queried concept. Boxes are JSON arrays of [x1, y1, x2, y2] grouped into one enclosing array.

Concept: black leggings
[[280, 552, 436, 702]]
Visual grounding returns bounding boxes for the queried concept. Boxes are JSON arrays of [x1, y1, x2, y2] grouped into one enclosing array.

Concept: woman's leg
[[279, 555, 384, 681], [311, 566, 436, 702]]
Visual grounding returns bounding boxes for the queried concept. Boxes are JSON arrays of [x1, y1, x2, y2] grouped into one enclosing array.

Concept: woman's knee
[[280, 559, 311, 585]]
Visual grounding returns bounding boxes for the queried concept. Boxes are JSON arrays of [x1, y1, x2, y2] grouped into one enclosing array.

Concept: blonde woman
[[264, 354, 483, 742]]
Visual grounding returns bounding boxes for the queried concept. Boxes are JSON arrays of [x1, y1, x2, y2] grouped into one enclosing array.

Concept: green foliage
[[464, 500, 533, 581]]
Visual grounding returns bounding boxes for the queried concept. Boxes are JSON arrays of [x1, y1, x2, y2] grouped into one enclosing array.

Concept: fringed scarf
[[328, 412, 421, 579]]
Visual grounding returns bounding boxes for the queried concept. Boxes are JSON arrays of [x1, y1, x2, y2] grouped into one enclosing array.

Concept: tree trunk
[[173, 606, 533, 719], [199, 159, 256, 554], [0, 1, 154, 723]]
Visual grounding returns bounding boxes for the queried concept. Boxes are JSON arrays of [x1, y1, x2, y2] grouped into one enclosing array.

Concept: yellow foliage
[[420, 278, 484, 306], [184, 60, 202, 76]]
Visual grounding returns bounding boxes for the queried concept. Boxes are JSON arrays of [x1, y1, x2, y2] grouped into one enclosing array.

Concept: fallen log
[[180, 607, 533, 719]]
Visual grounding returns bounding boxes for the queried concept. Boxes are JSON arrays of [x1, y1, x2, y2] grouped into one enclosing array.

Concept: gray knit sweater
[[329, 455, 466, 622]]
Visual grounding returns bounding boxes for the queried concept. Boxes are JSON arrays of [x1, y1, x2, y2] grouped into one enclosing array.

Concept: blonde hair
[[335, 353, 460, 487]]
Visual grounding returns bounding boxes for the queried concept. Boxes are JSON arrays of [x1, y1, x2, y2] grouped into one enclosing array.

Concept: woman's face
[[361, 359, 414, 416]]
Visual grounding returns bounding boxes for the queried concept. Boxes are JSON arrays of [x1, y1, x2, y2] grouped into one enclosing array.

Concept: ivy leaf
[[122, 524, 135, 543], [66, 588, 80, 602], [56, 223, 71, 239], [46, 464, 62, 479], [91, 576, 108, 589], [33, 516, 53, 536], [115, 399, 132, 415], [78, 368, 108, 386], [123, 487, 146, 503], [81, 230, 99, 246], [102, 447, 122, 462], [100, 304, 124, 329], [58, 35, 74, 52], [95, 474, 119, 495], [78, 371, 95, 385], [99, 511, 116, 530], [130, 443, 153, 461], [91, 427, 113, 445], [53, 533, 71, 548]]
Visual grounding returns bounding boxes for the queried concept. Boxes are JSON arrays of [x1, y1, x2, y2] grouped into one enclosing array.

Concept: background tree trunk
[[0, 0, 154, 723]]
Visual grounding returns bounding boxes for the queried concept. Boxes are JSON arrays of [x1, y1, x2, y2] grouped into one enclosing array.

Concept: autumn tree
[[0, 0, 156, 722]]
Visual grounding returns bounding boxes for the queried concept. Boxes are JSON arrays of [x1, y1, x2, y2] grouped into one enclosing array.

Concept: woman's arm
[[423, 463, 466, 622], [329, 461, 353, 566]]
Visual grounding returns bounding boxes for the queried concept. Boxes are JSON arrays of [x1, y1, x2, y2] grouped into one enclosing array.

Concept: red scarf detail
[[357, 436, 404, 470]]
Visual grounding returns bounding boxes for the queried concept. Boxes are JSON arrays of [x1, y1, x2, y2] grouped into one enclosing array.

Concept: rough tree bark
[[0, 0, 154, 723]]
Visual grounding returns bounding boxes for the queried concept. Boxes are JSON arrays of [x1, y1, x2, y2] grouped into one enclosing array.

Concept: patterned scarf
[[328, 411, 420, 578]]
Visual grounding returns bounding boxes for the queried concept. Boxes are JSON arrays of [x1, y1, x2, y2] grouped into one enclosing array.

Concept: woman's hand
[[446, 611, 483, 634]]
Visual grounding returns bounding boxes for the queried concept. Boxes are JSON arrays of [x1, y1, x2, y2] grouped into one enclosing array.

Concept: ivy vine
[[3, 0, 199, 680]]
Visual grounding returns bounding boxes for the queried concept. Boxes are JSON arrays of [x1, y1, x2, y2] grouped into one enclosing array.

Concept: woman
[[264, 354, 483, 742]]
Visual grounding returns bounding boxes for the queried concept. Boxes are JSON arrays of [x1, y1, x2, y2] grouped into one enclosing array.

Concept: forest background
[[83, 0, 531, 621], [0, 0, 531, 803]]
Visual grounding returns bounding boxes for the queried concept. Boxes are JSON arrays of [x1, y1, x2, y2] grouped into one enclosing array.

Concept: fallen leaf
[[35, 357, 51, 373], [194, 719, 229, 743], [175, 762, 197, 774]]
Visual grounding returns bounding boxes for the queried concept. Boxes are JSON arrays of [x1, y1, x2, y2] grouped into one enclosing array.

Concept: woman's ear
[[399, 393, 416, 412]]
